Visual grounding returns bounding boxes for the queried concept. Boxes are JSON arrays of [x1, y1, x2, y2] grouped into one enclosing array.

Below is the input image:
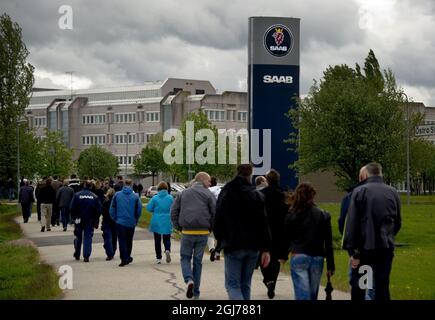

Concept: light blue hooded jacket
[[147, 189, 174, 235]]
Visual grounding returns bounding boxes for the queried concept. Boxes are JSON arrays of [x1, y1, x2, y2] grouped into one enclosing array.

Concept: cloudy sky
[[1, 0, 434, 105]]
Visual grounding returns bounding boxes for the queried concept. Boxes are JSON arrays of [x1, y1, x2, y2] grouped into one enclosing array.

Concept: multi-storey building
[[26, 78, 248, 173]]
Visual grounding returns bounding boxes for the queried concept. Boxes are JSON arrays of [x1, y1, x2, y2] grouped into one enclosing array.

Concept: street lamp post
[[16, 117, 28, 201], [400, 92, 411, 206], [125, 131, 130, 178]]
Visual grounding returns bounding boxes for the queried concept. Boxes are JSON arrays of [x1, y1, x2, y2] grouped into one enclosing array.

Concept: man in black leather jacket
[[343, 162, 401, 301]]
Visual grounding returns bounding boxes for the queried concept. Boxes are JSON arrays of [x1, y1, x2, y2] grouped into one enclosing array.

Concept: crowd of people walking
[[11, 161, 401, 301]]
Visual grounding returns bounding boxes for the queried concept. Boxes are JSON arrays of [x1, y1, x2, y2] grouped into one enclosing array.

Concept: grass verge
[[0, 203, 62, 300]]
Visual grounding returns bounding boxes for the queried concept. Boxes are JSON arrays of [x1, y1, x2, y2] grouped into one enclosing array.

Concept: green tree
[[176, 110, 237, 181], [39, 129, 74, 178], [19, 128, 44, 178], [409, 139, 435, 195], [134, 146, 167, 185], [0, 13, 35, 180], [288, 50, 408, 190], [77, 145, 119, 179]]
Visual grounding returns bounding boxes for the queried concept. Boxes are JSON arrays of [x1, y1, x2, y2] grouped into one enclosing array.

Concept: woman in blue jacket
[[146, 181, 174, 264]]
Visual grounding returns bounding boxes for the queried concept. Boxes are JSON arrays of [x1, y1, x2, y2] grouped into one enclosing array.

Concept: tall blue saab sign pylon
[[248, 17, 300, 190]]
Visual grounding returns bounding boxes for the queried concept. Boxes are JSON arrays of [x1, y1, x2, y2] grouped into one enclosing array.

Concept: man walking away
[[343, 162, 401, 301], [38, 177, 56, 232], [114, 175, 124, 192], [171, 172, 216, 299], [68, 174, 81, 193], [70, 180, 102, 262], [51, 176, 63, 226], [214, 164, 272, 300], [57, 180, 75, 231], [339, 166, 372, 300], [19, 179, 35, 223], [260, 169, 289, 299], [110, 178, 142, 267], [208, 176, 222, 262]]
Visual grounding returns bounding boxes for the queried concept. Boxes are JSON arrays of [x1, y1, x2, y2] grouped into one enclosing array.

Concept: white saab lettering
[[263, 75, 293, 84], [79, 195, 94, 200], [270, 45, 288, 51]]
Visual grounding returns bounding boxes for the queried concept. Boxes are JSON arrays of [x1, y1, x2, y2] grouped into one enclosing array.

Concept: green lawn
[[311, 196, 435, 300], [0, 203, 62, 300]]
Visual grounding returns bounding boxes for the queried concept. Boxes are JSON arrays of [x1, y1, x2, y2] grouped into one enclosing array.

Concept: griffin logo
[[264, 24, 293, 57]]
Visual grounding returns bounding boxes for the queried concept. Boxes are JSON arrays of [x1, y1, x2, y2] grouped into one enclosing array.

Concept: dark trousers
[[351, 248, 394, 301], [37, 201, 41, 221], [51, 204, 60, 225], [60, 206, 70, 228], [154, 233, 171, 259], [117, 224, 135, 263], [21, 202, 32, 222], [260, 255, 281, 289], [102, 222, 118, 258], [74, 222, 95, 259]]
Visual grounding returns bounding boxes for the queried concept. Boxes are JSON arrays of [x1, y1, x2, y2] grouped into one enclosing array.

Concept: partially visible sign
[[415, 125, 435, 136]]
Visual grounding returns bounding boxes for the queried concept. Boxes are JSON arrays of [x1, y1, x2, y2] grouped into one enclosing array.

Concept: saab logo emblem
[[264, 24, 293, 57]]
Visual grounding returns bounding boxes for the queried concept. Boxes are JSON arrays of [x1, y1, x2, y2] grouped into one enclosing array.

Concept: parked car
[[145, 186, 158, 198]]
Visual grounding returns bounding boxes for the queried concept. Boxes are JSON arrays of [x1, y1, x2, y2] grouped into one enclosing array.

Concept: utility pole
[[401, 92, 411, 206]]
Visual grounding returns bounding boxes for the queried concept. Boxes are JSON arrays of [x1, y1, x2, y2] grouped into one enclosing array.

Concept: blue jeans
[[74, 222, 95, 259], [60, 206, 70, 229], [224, 249, 259, 300], [117, 224, 135, 263], [102, 222, 118, 258], [348, 260, 376, 300], [180, 234, 208, 297], [291, 254, 324, 300]]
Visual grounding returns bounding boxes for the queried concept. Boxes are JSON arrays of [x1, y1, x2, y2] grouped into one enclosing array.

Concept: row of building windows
[[204, 109, 248, 122], [81, 133, 156, 146], [82, 135, 106, 145], [81, 112, 160, 125], [82, 114, 106, 125]]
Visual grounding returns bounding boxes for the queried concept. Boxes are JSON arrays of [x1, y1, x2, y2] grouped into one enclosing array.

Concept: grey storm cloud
[[1, 0, 435, 105]]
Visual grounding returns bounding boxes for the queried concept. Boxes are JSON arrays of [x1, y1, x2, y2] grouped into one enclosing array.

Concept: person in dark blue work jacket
[[70, 180, 102, 262]]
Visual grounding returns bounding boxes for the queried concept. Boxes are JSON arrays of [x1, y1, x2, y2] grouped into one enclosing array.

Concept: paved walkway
[[16, 213, 350, 300]]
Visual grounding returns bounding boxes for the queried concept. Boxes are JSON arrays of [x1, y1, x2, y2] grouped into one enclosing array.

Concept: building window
[[33, 116, 47, 127], [237, 111, 248, 122], [118, 156, 133, 166], [146, 111, 160, 122], [82, 114, 106, 125], [114, 134, 136, 144], [195, 89, 205, 94], [205, 109, 225, 122], [81, 135, 106, 145], [114, 112, 136, 123]]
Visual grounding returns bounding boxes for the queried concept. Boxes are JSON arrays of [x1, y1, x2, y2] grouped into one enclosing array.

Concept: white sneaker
[[156, 259, 162, 264], [165, 250, 171, 263]]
